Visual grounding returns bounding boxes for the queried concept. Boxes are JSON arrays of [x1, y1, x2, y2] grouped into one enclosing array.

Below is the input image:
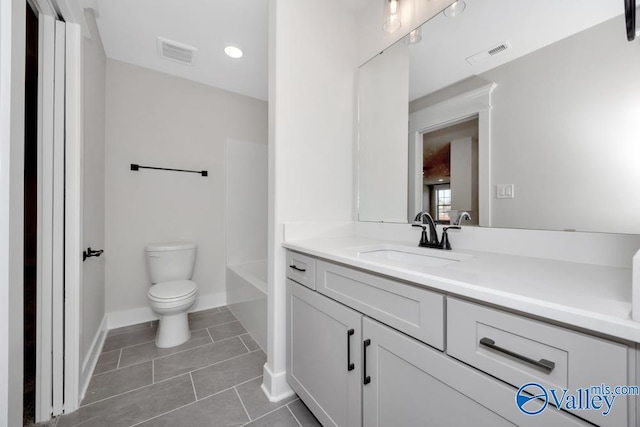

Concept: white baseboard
[[79, 315, 108, 401], [261, 363, 294, 403], [106, 291, 227, 330]]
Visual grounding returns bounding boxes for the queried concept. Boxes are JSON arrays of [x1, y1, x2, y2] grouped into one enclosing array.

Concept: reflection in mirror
[[358, 0, 640, 233], [422, 118, 479, 225]]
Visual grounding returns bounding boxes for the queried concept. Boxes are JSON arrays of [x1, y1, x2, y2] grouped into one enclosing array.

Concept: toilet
[[145, 242, 198, 348]]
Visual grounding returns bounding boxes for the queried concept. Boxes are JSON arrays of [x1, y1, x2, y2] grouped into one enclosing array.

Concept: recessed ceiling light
[[224, 45, 243, 59]]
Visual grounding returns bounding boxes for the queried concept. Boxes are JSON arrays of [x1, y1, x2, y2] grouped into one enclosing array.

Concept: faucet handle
[[412, 223, 429, 246]]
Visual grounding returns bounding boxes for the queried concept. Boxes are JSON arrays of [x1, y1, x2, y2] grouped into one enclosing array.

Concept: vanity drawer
[[316, 260, 444, 350], [447, 298, 630, 427], [286, 251, 316, 289]]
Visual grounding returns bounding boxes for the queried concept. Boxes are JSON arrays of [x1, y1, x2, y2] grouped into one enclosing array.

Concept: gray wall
[[481, 14, 640, 232], [104, 59, 268, 324], [81, 9, 106, 362]]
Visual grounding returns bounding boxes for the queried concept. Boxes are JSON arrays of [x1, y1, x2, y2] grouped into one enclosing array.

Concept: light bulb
[[383, 0, 402, 33], [444, 1, 466, 18]]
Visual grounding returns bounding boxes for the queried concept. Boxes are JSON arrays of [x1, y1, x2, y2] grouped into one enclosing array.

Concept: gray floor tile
[[107, 322, 155, 338], [137, 388, 248, 427], [83, 362, 152, 405], [189, 310, 237, 331], [288, 399, 321, 427], [239, 334, 260, 352], [209, 321, 247, 342], [57, 375, 194, 427], [93, 349, 120, 374], [102, 327, 157, 353], [192, 351, 266, 399], [153, 337, 248, 382], [188, 307, 220, 318], [119, 329, 212, 368], [235, 377, 296, 420], [244, 406, 299, 427]]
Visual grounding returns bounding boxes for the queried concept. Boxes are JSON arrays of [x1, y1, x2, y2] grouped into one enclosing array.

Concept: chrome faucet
[[454, 211, 471, 226], [412, 211, 439, 247]]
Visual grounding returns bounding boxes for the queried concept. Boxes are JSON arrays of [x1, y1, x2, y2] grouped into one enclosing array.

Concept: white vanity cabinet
[[285, 250, 627, 426], [286, 278, 362, 427]]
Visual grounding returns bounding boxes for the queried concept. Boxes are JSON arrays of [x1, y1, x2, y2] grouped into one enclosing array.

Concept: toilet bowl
[[145, 242, 198, 348], [148, 280, 198, 348]]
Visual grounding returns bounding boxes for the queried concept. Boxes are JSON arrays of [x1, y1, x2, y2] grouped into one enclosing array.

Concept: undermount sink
[[356, 245, 471, 268]]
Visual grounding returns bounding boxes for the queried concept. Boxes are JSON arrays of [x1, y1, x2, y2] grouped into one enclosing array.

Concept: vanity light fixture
[[444, 1, 466, 18], [224, 45, 243, 59], [383, 0, 402, 33]]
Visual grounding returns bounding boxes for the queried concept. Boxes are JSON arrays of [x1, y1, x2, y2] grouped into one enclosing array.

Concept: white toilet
[[145, 242, 198, 348]]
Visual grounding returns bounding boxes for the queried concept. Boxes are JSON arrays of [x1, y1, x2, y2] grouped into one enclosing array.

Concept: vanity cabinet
[[285, 250, 627, 426], [286, 278, 362, 427]]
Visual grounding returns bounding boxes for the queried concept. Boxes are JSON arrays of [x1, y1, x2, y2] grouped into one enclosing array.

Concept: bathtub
[[226, 260, 267, 352]]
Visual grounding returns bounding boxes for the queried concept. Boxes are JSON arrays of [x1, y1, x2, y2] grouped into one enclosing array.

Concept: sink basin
[[357, 245, 471, 268]]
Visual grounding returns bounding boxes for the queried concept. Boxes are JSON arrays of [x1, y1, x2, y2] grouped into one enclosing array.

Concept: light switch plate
[[496, 184, 515, 199]]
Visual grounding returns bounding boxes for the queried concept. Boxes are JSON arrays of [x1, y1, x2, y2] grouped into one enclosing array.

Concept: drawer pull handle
[[363, 339, 371, 385], [347, 329, 355, 371], [289, 265, 306, 273], [479, 337, 556, 373]]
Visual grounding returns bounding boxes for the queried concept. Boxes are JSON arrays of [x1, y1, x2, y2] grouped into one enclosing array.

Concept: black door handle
[[363, 339, 371, 385], [347, 329, 355, 371], [289, 264, 306, 272], [83, 247, 104, 261]]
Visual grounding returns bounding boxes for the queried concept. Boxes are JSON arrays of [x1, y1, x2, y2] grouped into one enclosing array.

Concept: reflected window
[[436, 187, 451, 222]]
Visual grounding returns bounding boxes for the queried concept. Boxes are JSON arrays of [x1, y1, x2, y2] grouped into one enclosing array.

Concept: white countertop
[[283, 236, 640, 343]]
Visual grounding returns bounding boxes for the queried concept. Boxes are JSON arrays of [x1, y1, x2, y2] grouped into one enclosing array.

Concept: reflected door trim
[[409, 82, 496, 227]]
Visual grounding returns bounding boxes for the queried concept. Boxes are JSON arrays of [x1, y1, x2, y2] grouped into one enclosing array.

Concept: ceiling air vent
[[157, 37, 197, 65], [465, 41, 511, 65]]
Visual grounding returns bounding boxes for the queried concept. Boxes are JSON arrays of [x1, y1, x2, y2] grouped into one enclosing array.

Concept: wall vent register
[[156, 36, 197, 65]]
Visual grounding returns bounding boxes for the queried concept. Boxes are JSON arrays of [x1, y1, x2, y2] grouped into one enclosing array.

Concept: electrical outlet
[[496, 184, 515, 199]]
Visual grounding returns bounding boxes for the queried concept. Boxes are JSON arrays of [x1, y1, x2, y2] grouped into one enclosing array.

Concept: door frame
[[28, 0, 83, 418]]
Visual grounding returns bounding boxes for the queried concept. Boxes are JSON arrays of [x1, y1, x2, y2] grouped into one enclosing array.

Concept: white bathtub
[[226, 260, 267, 352]]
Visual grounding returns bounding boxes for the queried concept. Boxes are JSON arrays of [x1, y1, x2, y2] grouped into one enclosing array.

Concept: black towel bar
[[130, 163, 208, 177]]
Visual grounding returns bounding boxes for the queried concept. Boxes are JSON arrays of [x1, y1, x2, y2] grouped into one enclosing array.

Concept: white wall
[[225, 139, 268, 265], [482, 14, 640, 233], [81, 9, 106, 362], [105, 59, 267, 326], [0, 0, 25, 425], [265, 0, 357, 400]]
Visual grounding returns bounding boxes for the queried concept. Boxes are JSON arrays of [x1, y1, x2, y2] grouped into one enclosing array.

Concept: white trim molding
[[79, 315, 108, 401], [64, 21, 83, 414], [408, 82, 496, 227], [261, 363, 295, 403]]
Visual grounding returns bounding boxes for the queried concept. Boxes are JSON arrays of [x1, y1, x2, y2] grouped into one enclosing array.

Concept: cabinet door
[[362, 317, 588, 427], [286, 279, 362, 427]]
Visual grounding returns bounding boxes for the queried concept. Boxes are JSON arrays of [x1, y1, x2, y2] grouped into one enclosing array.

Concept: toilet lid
[[148, 280, 197, 300]]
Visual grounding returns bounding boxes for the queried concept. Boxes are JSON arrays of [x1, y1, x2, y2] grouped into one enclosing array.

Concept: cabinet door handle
[[289, 264, 306, 272], [363, 339, 371, 385], [479, 337, 555, 373], [347, 329, 355, 371]]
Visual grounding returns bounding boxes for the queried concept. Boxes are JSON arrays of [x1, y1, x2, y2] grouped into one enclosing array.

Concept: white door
[[35, 13, 66, 422]]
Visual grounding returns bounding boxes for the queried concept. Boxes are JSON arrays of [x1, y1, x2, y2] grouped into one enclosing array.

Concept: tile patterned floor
[[53, 307, 321, 427]]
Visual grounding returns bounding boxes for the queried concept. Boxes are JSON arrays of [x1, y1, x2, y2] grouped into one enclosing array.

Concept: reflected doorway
[[422, 117, 479, 225]]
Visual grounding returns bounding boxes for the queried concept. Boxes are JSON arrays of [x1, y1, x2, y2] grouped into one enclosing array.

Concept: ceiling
[[94, 0, 269, 101], [409, 0, 625, 100]]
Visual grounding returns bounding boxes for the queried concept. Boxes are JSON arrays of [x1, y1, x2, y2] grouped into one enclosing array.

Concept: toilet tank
[[145, 242, 197, 284]]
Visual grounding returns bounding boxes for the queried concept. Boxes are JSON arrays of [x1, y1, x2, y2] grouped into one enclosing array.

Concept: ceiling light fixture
[[408, 27, 422, 44], [444, 1, 466, 18], [383, 0, 401, 34], [224, 45, 243, 59]]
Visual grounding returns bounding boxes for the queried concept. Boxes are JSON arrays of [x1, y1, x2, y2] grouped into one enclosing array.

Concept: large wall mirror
[[357, 0, 640, 234]]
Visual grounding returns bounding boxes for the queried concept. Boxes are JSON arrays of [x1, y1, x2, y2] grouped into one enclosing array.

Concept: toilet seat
[[148, 280, 197, 303]]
